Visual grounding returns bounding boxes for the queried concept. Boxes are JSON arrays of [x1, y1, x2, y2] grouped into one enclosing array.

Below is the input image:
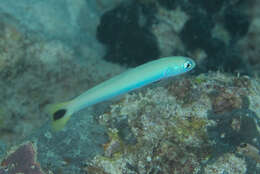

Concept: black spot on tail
[[53, 109, 67, 121]]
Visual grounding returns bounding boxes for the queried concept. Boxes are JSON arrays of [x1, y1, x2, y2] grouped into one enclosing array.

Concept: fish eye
[[184, 61, 192, 69], [239, 143, 247, 148]]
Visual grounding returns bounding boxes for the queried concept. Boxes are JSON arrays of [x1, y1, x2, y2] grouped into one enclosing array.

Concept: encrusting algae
[[82, 72, 260, 174]]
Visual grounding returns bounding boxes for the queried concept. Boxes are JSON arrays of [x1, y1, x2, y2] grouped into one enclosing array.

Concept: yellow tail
[[45, 101, 72, 131]]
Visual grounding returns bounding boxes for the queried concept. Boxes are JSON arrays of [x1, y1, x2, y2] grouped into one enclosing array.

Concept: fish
[[46, 56, 196, 131], [237, 143, 260, 163]]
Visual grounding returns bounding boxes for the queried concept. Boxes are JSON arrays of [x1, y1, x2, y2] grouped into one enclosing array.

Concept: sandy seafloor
[[0, 0, 260, 174]]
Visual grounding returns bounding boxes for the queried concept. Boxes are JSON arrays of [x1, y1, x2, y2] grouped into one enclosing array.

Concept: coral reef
[[209, 89, 243, 114], [28, 111, 108, 174], [81, 72, 260, 174], [0, 1, 259, 173], [96, 1, 159, 67], [237, 0, 260, 76], [2, 57, 260, 173], [96, 0, 255, 74], [204, 153, 247, 174], [151, 6, 188, 57], [0, 12, 125, 147], [207, 108, 260, 158], [0, 142, 44, 174], [0, 0, 123, 44]]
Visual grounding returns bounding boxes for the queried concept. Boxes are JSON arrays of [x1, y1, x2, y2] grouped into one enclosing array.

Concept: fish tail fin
[[45, 101, 72, 131]]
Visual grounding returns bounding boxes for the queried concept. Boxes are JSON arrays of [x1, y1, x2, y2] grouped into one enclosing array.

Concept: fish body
[[46, 56, 196, 131], [237, 143, 260, 163]]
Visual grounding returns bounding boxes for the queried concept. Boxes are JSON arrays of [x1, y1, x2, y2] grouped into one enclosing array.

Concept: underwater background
[[0, 0, 260, 173]]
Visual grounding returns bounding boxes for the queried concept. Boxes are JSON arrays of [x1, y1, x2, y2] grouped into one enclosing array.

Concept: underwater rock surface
[[2, 51, 260, 173], [0, 0, 260, 174], [30, 110, 108, 174], [0, 110, 109, 174], [97, 0, 257, 75], [0, 0, 122, 44], [0, 11, 125, 147], [0, 142, 44, 174], [0, 9, 121, 173], [82, 73, 260, 174], [97, 1, 160, 67]]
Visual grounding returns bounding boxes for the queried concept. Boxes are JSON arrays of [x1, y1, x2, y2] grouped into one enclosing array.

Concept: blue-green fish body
[[46, 56, 195, 131]]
